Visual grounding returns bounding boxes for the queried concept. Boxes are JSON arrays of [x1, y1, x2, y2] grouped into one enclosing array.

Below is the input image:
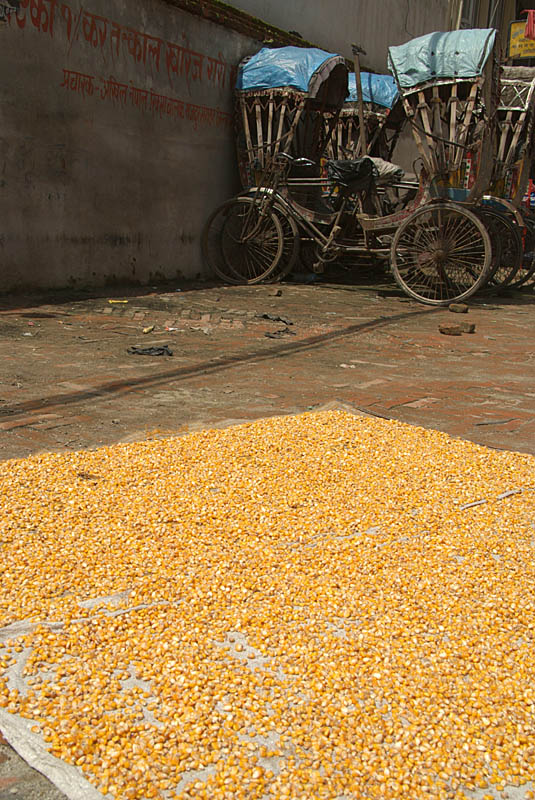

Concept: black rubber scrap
[[127, 345, 173, 356], [265, 327, 296, 339], [257, 313, 294, 326]]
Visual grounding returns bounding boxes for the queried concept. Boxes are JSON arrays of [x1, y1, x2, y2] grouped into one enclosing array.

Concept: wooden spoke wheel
[[508, 217, 535, 289], [201, 197, 284, 285], [391, 202, 492, 305], [476, 208, 523, 289], [262, 205, 300, 283]]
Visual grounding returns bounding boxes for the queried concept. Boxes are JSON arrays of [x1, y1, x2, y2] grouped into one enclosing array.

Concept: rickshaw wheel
[[263, 206, 300, 283], [508, 217, 535, 289], [476, 208, 522, 289], [391, 202, 492, 305], [201, 197, 284, 285]]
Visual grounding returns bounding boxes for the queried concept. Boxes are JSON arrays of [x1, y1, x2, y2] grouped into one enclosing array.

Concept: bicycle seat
[[293, 158, 316, 168], [277, 153, 316, 168]]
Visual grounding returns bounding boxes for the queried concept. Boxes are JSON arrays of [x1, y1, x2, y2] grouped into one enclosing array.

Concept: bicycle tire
[[391, 202, 492, 305], [201, 197, 284, 285], [476, 208, 523, 289]]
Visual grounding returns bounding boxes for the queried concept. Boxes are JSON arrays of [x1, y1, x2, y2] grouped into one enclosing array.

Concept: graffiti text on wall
[[12, 0, 233, 91], [0, 0, 19, 22], [61, 68, 233, 130]]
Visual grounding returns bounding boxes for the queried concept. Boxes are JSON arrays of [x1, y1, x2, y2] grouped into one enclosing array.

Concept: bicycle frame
[[244, 170, 429, 262]]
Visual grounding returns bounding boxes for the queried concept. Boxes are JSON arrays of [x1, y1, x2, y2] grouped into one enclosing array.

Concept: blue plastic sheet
[[388, 28, 496, 90], [347, 72, 398, 108], [236, 46, 343, 93]]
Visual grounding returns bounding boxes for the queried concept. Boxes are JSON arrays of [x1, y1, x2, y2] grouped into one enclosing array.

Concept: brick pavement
[[0, 283, 534, 462]]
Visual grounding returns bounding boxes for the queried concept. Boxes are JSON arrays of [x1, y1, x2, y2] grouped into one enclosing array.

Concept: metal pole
[[351, 43, 368, 156]]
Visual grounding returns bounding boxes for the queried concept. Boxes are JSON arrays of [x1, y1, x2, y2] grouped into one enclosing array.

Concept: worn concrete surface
[[0, 0, 256, 292], [0, 730, 65, 800], [1, 276, 534, 800], [0, 279, 534, 461]]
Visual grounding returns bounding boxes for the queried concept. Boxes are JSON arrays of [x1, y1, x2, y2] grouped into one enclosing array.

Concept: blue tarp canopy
[[388, 28, 496, 90], [347, 72, 398, 108], [236, 46, 347, 96]]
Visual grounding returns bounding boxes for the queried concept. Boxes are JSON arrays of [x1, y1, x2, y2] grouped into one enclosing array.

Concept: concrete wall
[[0, 0, 261, 291], [223, 0, 449, 72]]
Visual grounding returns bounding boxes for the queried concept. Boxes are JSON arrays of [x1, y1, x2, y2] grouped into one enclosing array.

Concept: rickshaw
[[483, 65, 535, 288], [325, 71, 402, 162], [203, 29, 501, 305], [234, 46, 349, 190]]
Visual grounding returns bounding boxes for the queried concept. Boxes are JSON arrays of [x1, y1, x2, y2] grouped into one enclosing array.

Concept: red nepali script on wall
[[60, 68, 233, 130], [11, 0, 237, 90]]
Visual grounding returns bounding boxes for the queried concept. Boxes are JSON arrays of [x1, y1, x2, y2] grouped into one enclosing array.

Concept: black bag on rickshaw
[[326, 157, 379, 195]]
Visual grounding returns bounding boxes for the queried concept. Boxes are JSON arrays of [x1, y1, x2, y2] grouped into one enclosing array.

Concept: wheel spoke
[[202, 198, 284, 284], [392, 204, 490, 304]]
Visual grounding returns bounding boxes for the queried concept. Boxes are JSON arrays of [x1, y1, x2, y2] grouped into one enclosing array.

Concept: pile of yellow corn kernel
[[1, 410, 535, 800]]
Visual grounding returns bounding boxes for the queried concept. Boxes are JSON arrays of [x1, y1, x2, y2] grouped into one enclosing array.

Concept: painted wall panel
[[0, 0, 259, 291]]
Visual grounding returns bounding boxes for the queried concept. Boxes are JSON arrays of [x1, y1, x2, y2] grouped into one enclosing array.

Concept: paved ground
[[1, 274, 534, 800], [0, 278, 534, 461]]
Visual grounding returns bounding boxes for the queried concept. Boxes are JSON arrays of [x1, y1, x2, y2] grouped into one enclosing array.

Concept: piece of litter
[[496, 489, 522, 500], [257, 313, 293, 326], [127, 345, 173, 356], [165, 327, 183, 332], [459, 499, 487, 510], [108, 300, 129, 304], [340, 364, 356, 369], [475, 419, 517, 426], [143, 325, 155, 334], [265, 327, 295, 339], [459, 490, 524, 511]]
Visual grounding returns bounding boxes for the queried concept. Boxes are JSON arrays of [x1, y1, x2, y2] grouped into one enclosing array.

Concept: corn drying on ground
[[1, 410, 535, 800]]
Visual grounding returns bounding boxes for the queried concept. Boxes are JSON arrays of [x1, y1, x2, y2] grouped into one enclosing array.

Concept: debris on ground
[[127, 344, 173, 356], [449, 302, 469, 313], [475, 417, 518, 426], [142, 325, 155, 334], [108, 300, 129, 304], [256, 313, 294, 326], [439, 324, 462, 336], [0, 411, 534, 800], [459, 321, 476, 333], [265, 327, 296, 339]]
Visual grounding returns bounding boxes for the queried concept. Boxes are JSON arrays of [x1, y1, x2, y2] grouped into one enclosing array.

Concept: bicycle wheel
[[391, 202, 492, 305], [477, 208, 523, 289], [201, 197, 284, 284], [508, 218, 535, 289], [263, 206, 300, 283]]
